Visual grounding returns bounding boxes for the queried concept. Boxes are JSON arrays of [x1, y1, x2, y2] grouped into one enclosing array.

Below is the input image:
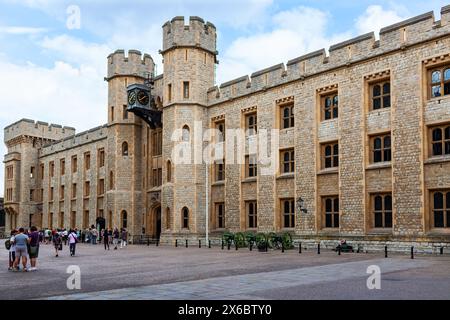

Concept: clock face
[[128, 91, 137, 105], [137, 90, 150, 105]]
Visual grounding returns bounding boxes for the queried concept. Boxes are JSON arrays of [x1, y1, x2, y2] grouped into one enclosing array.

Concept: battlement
[[207, 7, 450, 105], [40, 124, 108, 157], [106, 49, 155, 80], [4, 119, 76, 144], [162, 16, 217, 56]]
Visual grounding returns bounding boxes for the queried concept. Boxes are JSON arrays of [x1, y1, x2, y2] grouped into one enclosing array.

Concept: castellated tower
[[105, 50, 155, 236], [160, 16, 217, 239]]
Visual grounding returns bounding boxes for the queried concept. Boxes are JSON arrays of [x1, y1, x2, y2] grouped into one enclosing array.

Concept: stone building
[[3, 8, 450, 250]]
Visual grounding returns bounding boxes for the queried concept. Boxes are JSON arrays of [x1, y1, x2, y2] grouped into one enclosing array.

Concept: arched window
[[167, 160, 172, 182], [166, 207, 171, 230], [322, 94, 338, 120], [373, 194, 392, 228], [122, 142, 129, 156], [109, 171, 114, 190], [182, 125, 190, 142], [430, 67, 450, 98], [431, 126, 450, 156], [121, 210, 127, 229], [182, 207, 189, 229], [432, 191, 450, 228]]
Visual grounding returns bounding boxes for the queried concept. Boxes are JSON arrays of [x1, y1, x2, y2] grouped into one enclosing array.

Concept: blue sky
[[0, 0, 449, 196]]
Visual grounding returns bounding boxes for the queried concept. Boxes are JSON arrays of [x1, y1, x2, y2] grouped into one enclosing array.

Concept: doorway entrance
[[155, 207, 161, 240]]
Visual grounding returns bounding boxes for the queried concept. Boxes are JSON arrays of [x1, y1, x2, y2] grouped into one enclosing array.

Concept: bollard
[[250, 241, 253, 251], [338, 246, 341, 256], [175, 239, 178, 248], [156, 239, 159, 247], [299, 243, 302, 254], [440, 247, 444, 255], [265, 241, 268, 252], [186, 239, 188, 248], [281, 243, 285, 253], [199, 240, 201, 248], [227, 241, 231, 250], [221, 240, 224, 250], [209, 240, 211, 249], [411, 246, 414, 259], [385, 246, 388, 258], [147, 238, 150, 246], [235, 241, 238, 250], [317, 243, 320, 255]]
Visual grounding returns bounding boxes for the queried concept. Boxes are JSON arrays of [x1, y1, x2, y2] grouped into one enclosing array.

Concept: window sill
[[367, 107, 391, 114], [425, 155, 450, 165], [427, 229, 450, 235], [212, 181, 225, 186], [317, 168, 338, 175], [277, 173, 294, 180], [242, 177, 257, 183], [149, 186, 162, 192], [427, 95, 450, 104], [280, 127, 295, 133], [367, 228, 393, 235], [366, 162, 391, 170], [318, 228, 340, 234]]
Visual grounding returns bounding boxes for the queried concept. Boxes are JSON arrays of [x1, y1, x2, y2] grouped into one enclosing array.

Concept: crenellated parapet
[[4, 119, 76, 146], [106, 49, 155, 81], [162, 16, 217, 57], [207, 7, 450, 105]]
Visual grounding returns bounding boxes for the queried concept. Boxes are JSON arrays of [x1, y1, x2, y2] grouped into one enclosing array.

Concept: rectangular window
[[280, 103, 294, 129], [183, 81, 190, 99], [111, 106, 115, 122], [40, 164, 44, 180], [83, 210, 89, 229], [152, 130, 162, 156], [246, 201, 257, 229], [50, 187, 54, 202], [215, 160, 225, 181], [245, 113, 257, 136], [72, 156, 78, 173], [280, 149, 295, 173], [84, 152, 91, 170], [84, 181, 90, 198], [216, 121, 225, 142], [216, 203, 225, 229], [245, 155, 257, 178], [49, 162, 55, 177], [60, 159, 65, 176], [98, 179, 105, 195], [6, 188, 13, 201], [281, 199, 295, 228], [370, 81, 391, 110], [60, 185, 65, 200], [372, 193, 393, 228], [72, 183, 77, 199], [6, 165, 13, 180], [152, 168, 162, 187], [98, 149, 105, 168], [30, 189, 35, 202], [430, 124, 450, 157], [123, 105, 128, 120], [168, 84, 172, 102], [370, 134, 391, 163], [322, 142, 339, 169], [323, 196, 339, 228], [432, 190, 450, 228], [321, 93, 338, 121], [429, 65, 450, 99], [30, 166, 35, 179]]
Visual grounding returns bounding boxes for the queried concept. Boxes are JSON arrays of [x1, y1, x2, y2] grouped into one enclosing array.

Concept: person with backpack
[[52, 232, 62, 257], [68, 229, 78, 257], [120, 228, 128, 248], [112, 227, 120, 250], [103, 228, 110, 250], [7, 230, 17, 271], [12, 228, 30, 272]]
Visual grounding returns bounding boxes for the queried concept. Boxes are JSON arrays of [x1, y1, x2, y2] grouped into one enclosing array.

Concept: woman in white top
[[68, 230, 78, 257], [8, 230, 17, 271]]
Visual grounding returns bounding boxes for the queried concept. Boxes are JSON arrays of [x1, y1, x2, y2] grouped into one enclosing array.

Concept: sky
[[0, 0, 449, 196]]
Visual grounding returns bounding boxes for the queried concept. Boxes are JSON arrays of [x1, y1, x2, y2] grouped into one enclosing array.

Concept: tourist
[[8, 230, 17, 271], [12, 228, 30, 272], [28, 226, 40, 271], [103, 228, 110, 250], [44, 228, 50, 244], [62, 229, 68, 245], [113, 227, 120, 250], [53, 232, 62, 257], [120, 228, 128, 248], [108, 228, 113, 245], [91, 226, 98, 245], [68, 229, 78, 257]]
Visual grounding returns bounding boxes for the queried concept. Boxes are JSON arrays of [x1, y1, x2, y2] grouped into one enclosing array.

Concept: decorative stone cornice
[[276, 96, 294, 105], [364, 70, 391, 81], [423, 53, 450, 65], [241, 106, 257, 114], [211, 114, 225, 122], [317, 84, 338, 94]]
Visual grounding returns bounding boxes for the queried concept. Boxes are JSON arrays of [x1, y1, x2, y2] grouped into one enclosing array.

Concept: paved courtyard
[[1, 240, 449, 300]]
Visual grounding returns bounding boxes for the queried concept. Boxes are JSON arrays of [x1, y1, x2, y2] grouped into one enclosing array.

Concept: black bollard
[[317, 243, 320, 255], [235, 241, 238, 250], [147, 238, 150, 246], [250, 241, 253, 251], [299, 243, 302, 254], [265, 241, 268, 252], [186, 239, 188, 248], [338, 246, 341, 256], [440, 247, 444, 255], [199, 240, 201, 248], [411, 246, 414, 259], [175, 239, 178, 247], [156, 239, 159, 247], [227, 241, 231, 250], [385, 246, 388, 258], [282, 243, 285, 253], [221, 240, 224, 250], [209, 240, 211, 249]]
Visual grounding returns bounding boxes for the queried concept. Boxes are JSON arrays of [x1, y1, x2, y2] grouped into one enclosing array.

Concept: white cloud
[[355, 5, 405, 37], [0, 26, 48, 34]]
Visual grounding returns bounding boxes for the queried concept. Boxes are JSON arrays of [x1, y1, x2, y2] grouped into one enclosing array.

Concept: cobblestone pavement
[[1, 240, 449, 300]]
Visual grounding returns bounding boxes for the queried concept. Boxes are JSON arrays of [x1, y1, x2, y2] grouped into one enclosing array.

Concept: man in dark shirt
[[28, 226, 40, 271]]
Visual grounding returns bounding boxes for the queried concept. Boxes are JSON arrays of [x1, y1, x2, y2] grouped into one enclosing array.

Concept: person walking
[[91, 226, 98, 245], [7, 230, 17, 271], [12, 228, 30, 272], [53, 232, 62, 257], [68, 229, 78, 257], [28, 226, 40, 271], [113, 227, 120, 250], [120, 228, 128, 248], [103, 228, 110, 250]]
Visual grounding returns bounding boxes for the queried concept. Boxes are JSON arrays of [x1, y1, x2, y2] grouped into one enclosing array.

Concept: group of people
[[6, 225, 128, 272]]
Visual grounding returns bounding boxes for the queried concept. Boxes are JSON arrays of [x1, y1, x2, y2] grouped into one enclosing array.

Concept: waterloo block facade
[[4, 8, 450, 250]]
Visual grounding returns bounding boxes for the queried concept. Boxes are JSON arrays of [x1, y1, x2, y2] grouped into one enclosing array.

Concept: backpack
[[5, 240, 11, 250]]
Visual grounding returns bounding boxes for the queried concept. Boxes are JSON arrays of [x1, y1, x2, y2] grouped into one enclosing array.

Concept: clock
[[128, 91, 136, 105], [137, 90, 150, 106]]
